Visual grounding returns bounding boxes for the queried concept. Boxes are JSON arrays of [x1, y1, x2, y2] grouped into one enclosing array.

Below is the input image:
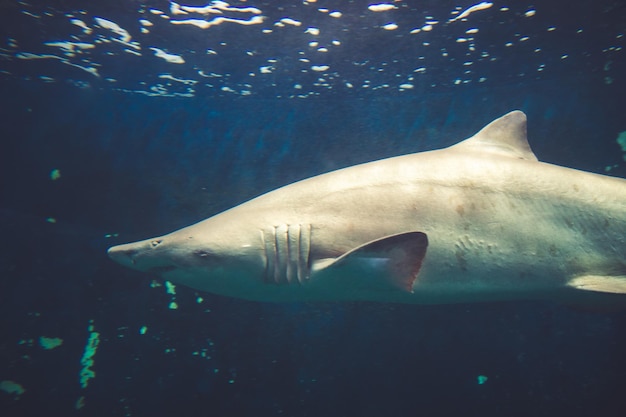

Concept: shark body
[[108, 111, 626, 304]]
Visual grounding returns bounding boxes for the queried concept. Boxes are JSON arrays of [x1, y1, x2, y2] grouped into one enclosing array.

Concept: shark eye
[[194, 250, 214, 259], [151, 240, 162, 248]]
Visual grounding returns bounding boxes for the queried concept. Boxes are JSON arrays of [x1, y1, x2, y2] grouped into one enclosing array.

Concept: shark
[[107, 111, 626, 305]]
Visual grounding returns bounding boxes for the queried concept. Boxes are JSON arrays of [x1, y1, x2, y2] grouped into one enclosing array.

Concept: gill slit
[[262, 224, 311, 285]]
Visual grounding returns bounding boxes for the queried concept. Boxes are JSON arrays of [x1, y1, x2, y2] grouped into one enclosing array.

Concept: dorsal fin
[[450, 110, 538, 161]]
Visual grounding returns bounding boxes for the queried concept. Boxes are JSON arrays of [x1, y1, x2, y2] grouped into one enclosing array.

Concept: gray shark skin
[[108, 111, 626, 305]]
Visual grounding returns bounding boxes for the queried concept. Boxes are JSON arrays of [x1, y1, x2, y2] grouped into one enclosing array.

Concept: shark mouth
[[147, 265, 179, 274]]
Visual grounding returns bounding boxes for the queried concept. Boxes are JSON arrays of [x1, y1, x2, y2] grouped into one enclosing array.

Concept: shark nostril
[[151, 239, 162, 248]]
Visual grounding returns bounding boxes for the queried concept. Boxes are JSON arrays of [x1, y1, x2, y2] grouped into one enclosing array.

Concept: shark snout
[[107, 238, 176, 273], [107, 243, 143, 269]]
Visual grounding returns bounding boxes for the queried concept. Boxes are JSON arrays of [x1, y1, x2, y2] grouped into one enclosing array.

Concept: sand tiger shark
[[108, 111, 626, 305]]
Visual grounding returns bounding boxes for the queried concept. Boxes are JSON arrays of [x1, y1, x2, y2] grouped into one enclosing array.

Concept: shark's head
[[107, 217, 269, 297]]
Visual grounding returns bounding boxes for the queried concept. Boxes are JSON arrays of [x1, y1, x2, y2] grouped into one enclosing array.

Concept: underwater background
[[1, 0, 626, 416]]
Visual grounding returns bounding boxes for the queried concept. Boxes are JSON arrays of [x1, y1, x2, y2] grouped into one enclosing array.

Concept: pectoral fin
[[312, 232, 428, 293], [567, 275, 626, 294]]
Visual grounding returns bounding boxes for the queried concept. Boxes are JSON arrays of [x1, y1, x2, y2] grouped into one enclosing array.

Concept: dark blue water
[[2, 1, 626, 416]]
